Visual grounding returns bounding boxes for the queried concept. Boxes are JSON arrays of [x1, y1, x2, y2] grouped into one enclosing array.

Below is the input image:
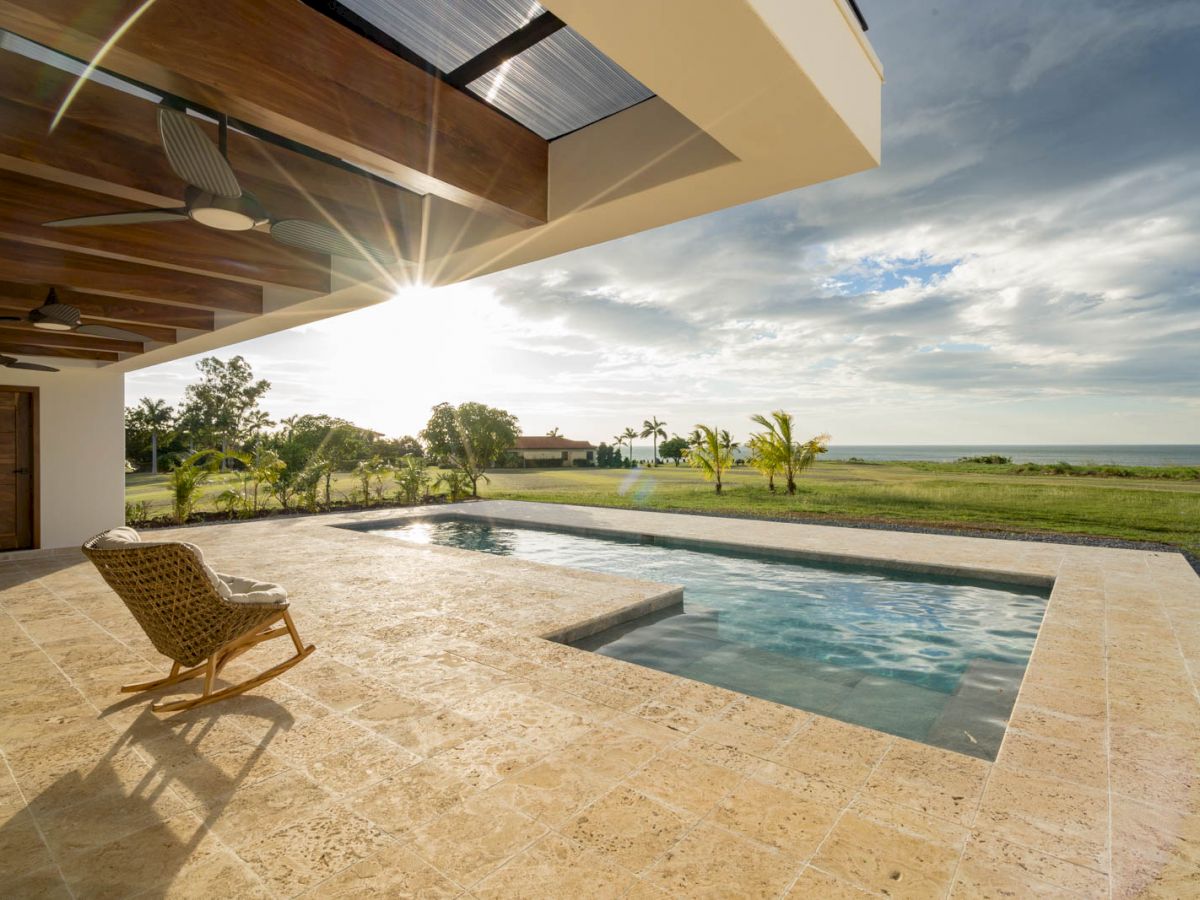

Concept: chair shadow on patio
[[2, 690, 295, 897]]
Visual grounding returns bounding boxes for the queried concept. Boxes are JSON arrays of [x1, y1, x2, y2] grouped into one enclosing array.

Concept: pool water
[[374, 519, 1049, 759]]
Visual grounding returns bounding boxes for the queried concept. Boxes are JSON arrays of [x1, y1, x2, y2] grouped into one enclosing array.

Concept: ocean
[[627, 445, 1200, 467]]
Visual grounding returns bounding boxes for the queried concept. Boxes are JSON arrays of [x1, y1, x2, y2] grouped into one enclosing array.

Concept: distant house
[[509, 435, 597, 468]]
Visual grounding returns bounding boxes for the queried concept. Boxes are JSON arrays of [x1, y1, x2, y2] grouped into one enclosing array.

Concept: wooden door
[[0, 388, 35, 550]]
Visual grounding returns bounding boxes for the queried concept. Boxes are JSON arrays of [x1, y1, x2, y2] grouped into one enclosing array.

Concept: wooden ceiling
[[0, 0, 549, 366]]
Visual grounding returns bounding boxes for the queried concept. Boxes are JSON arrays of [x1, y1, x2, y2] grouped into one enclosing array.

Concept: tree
[[749, 410, 830, 494], [393, 456, 430, 504], [393, 435, 424, 458], [547, 426, 561, 437], [243, 409, 275, 442], [134, 398, 174, 475], [688, 425, 733, 494], [659, 435, 689, 466], [352, 456, 389, 505], [420, 402, 520, 496], [597, 442, 623, 468], [620, 427, 638, 466], [641, 417, 667, 466], [177, 356, 271, 468], [166, 448, 240, 523], [748, 432, 782, 491], [434, 469, 474, 502]]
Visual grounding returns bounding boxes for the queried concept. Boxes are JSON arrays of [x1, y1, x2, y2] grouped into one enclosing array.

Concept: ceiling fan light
[[189, 205, 256, 231], [30, 300, 81, 330], [186, 190, 266, 231]]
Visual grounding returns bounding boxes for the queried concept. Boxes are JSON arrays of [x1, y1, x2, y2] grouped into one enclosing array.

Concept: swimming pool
[[371, 518, 1049, 759]]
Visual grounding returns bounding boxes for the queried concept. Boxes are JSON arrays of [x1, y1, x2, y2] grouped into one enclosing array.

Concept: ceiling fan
[[43, 105, 394, 264], [0, 355, 58, 373], [0, 288, 152, 341]]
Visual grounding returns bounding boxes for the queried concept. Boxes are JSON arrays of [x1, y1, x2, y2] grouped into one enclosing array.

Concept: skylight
[[308, 0, 655, 139], [335, 0, 545, 74], [467, 26, 652, 139]]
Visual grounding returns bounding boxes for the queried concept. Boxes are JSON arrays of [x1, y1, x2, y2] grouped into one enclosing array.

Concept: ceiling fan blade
[[75, 324, 151, 341], [8, 361, 60, 372], [43, 209, 189, 228], [269, 219, 394, 264], [158, 106, 242, 198]]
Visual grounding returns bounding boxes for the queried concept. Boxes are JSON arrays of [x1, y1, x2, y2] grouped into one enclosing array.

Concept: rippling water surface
[[374, 519, 1049, 759]]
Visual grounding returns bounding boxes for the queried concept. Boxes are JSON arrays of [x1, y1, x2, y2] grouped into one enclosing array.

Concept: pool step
[[926, 659, 1026, 759]]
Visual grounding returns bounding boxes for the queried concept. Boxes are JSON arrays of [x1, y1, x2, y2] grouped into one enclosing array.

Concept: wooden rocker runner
[[83, 527, 315, 713]]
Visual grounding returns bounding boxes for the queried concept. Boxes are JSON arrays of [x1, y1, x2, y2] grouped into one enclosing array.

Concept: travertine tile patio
[[1, 500, 1197, 898]]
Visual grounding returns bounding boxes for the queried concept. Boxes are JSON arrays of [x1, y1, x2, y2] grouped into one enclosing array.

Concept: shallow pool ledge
[[539, 584, 685, 644]]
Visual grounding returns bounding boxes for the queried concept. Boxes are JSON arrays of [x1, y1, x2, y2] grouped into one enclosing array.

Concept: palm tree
[[749, 410, 830, 494], [621, 427, 638, 466], [748, 432, 782, 492], [138, 397, 174, 476], [244, 409, 274, 438], [688, 424, 733, 494], [547, 426, 561, 437], [641, 417, 667, 466], [279, 414, 301, 441], [719, 430, 740, 455], [241, 410, 275, 461]]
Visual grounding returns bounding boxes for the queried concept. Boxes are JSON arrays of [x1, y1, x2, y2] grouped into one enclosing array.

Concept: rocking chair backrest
[[82, 535, 267, 667]]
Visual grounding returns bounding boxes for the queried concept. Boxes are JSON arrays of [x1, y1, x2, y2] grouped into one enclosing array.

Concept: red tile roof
[[514, 436, 596, 450]]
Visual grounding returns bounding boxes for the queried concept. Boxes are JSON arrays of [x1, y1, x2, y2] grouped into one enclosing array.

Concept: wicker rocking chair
[[82, 528, 315, 713]]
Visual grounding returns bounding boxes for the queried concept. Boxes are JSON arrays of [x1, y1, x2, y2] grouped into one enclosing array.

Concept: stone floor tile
[[974, 766, 1108, 870], [767, 717, 895, 790], [144, 850, 274, 899], [57, 810, 226, 900], [301, 842, 462, 897], [301, 733, 421, 797], [950, 831, 1108, 898], [0, 808, 54, 882], [472, 832, 636, 899], [487, 753, 622, 827], [710, 773, 842, 860], [424, 732, 545, 791], [347, 759, 478, 833], [811, 806, 965, 899], [238, 803, 394, 896], [1110, 796, 1200, 900], [785, 866, 877, 897], [0, 867, 74, 899], [409, 794, 547, 888], [561, 785, 694, 874], [625, 747, 743, 816], [864, 739, 989, 826], [644, 821, 800, 898], [202, 770, 332, 850]]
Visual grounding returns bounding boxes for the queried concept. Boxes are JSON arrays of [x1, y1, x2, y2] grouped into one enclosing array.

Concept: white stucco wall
[[2, 368, 125, 549]]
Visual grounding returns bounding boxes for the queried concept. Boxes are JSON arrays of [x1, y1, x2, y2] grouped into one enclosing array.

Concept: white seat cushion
[[91, 526, 142, 548], [216, 573, 288, 606]]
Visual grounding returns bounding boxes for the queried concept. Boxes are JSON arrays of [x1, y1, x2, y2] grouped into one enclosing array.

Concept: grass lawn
[[127, 460, 1200, 555], [482, 462, 1200, 555]]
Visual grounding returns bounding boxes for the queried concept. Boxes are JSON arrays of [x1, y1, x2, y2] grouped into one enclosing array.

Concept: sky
[[126, 0, 1200, 446]]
